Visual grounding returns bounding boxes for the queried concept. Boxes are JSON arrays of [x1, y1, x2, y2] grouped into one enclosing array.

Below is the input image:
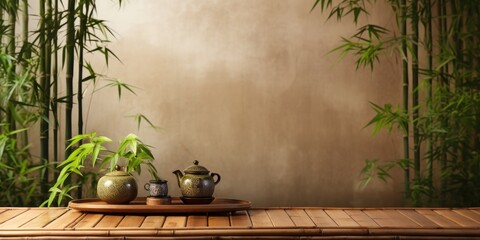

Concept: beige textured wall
[[84, 0, 405, 207]]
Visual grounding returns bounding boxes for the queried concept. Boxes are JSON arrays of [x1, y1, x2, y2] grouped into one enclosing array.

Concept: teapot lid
[[184, 160, 209, 174], [105, 165, 130, 176]]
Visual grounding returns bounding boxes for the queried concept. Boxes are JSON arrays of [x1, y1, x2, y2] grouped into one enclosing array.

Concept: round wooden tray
[[68, 197, 251, 213]]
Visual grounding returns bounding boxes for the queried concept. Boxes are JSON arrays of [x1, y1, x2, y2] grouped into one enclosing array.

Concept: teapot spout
[[172, 170, 183, 188]]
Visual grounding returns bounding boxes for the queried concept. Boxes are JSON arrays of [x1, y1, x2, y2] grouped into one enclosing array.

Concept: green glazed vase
[[97, 166, 138, 204]]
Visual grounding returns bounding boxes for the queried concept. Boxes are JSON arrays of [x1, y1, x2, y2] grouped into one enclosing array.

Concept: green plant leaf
[[129, 113, 159, 130], [96, 78, 137, 99]]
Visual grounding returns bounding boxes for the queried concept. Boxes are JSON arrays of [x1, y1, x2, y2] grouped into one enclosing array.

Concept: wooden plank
[[0, 209, 46, 229], [473, 209, 480, 216], [141, 216, 166, 228], [117, 215, 144, 228], [363, 210, 396, 228], [94, 215, 123, 228], [230, 210, 252, 227], [163, 216, 187, 228], [364, 209, 420, 228], [208, 214, 231, 227], [43, 209, 84, 229], [305, 209, 337, 227], [415, 209, 461, 228], [325, 209, 359, 227], [248, 210, 273, 227], [454, 209, 480, 224], [344, 210, 379, 228], [266, 209, 295, 227], [20, 209, 68, 229], [0, 209, 28, 225], [73, 213, 103, 228], [186, 215, 207, 227], [434, 209, 479, 227], [285, 209, 315, 227], [384, 210, 421, 228], [398, 209, 440, 228]]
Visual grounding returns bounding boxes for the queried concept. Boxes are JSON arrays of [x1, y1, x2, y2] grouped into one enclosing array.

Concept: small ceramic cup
[[144, 179, 168, 198]]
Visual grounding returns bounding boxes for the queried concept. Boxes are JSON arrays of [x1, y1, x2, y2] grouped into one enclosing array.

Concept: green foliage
[[314, 0, 480, 206], [129, 113, 160, 131], [1, 0, 158, 206], [366, 102, 408, 135], [333, 25, 392, 70], [359, 158, 410, 189], [420, 87, 480, 206], [0, 127, 46, 206], [43, 132, 159, 207], [0, 50, 44, 206], [312, 0, 375, 24], [96, 78, 137, 99]]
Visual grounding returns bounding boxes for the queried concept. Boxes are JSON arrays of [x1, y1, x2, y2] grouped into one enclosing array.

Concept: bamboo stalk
[[425, 0, 433, 196], [451, 0, 463, 89], [52, 0, 59, 180], [7, 0, 18, 123], [441, 0, 449, 82], [20, 0, 28, 62], [457, 1, 470, 188], [76, 1, 88, 200], [438, 0, 448, 205], [7, 0, 17, 137], [63, 0, 76, 195], [45, 0, 52, 95], [77, 2, 87, 140], [465, 1, 475, 79], [401, 0, 410, 200], [7, 0, 16, 60], [45, 0, 54, 195], [18, 0, 29, 149], [39, 0, 49, 195], [17, 0, 31, 178], [65, 0, 76, 158], [411, 0, 421, 183]]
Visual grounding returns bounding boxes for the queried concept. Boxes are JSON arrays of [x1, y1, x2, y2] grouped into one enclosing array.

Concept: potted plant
[[43, 132, 159, 207]]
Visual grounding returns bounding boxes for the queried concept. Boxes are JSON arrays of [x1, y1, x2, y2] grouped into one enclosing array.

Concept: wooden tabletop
[[0, 207, 479, 239]]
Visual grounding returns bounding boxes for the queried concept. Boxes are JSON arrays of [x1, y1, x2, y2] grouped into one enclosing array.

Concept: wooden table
[[0, 207, 479, 239]]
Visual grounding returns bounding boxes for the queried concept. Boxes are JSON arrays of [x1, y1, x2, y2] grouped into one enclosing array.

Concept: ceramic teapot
[[172, 160, 221, 198], [97, 165, 138, 204]]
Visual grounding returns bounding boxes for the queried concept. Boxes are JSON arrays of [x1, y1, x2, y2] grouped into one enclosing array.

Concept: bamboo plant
[[313, 0, 480, 206], [0, 0, 155, 206]]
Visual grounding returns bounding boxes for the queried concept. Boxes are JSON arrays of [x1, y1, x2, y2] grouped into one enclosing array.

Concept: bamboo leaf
[[129, 113, 159, 130], [95, 78, 137, 99], [67, 132, 95, 150]]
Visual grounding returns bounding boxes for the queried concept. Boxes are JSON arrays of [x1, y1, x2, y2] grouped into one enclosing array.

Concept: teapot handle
[[211, 173, 221, 185]]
